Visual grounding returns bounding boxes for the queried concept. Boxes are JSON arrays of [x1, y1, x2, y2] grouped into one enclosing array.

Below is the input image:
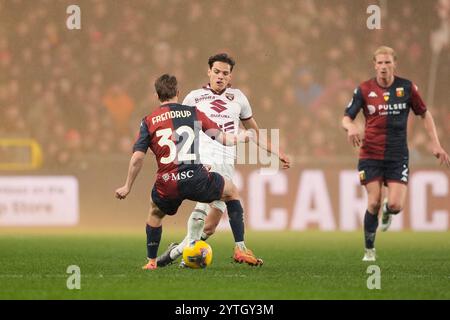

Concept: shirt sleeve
[[344, 87, 365, 120], [238, 90, 253, 120], [410, 83, 427, 116], [132, 118, 151, 153]]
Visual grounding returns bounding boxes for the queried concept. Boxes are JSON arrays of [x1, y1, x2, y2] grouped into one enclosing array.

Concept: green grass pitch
[[0, 230, 449, 299]]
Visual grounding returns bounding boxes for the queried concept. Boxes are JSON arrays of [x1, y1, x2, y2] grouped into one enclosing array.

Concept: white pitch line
[[0, 274, 127, 278]]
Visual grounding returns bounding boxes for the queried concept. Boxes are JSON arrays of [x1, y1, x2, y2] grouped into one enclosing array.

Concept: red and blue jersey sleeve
[[344, 87, 366, 120], [410, 83, 427, 116], [133, 117, 151, 153]]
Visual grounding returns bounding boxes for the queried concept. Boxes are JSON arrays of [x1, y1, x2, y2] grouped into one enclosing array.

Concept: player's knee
[[227, 182, 239, 200], [367, 199, 382, 213], [222, 178, 239, 201], [149, 202, 166, 221], [211, 200, 226, 214], [387, 201, 402, 213], [147, 214, 162, 227]]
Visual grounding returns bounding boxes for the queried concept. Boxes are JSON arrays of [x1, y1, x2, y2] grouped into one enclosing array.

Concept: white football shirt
[[182, 85, 253, 164]]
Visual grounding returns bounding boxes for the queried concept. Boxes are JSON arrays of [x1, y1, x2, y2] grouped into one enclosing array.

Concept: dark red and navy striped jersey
[[344, 76, 427, 160], [133, 103, 221, 197]]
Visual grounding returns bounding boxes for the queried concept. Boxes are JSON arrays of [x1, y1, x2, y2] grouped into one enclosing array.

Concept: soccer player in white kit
[[157, 53, 290, 267]]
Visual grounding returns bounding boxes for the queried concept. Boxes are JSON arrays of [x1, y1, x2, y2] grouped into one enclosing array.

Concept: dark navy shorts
[[151, 166, 225, 216], [357, 158, 409, 186]]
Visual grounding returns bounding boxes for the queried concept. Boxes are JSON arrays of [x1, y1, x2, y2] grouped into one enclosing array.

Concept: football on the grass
[[182, 240, 213, 269]]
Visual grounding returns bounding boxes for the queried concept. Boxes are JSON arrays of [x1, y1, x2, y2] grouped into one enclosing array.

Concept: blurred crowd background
[[1, 0, 449, 168]]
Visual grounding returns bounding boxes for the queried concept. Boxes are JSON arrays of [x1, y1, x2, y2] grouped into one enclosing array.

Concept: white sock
[[383, 201, 389, 214], [187, 209, 206, 241], [171, 236, 188, 260], [170, 209, 207, 260], [235, 241, 247, 251]]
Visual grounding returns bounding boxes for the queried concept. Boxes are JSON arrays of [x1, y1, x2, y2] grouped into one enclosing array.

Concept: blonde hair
[[373, 46, 397, 61]]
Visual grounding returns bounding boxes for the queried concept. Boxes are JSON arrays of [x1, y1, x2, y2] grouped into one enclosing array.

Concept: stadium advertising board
[[214, 169, 449, 231], [0, 176, 79, 226]]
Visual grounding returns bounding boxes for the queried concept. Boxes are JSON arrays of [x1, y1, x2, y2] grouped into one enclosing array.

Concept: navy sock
[[364, 210, 378, 249], [146, 224, 162, 259], [226, 200, 245, 242]]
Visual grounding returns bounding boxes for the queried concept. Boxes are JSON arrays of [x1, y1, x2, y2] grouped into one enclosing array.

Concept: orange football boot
[[142, 258, 157, 270], [233, 246, 263, 266]]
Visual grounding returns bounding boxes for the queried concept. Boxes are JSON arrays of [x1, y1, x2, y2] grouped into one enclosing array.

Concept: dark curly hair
[[208, 53, 235, 72]]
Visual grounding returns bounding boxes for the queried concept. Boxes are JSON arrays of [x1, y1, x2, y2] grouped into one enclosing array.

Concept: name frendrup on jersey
[[148, 110, 224, 139], [151, 110, 192, 125]]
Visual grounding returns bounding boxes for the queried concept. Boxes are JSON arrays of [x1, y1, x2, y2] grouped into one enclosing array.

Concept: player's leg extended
[[157, 203, 209, 267], [202, 201, 257, 260], [143, 202, 166, 270], [381, 182, 407, 231], [362, 181, 382, 261], [218, 181, 246, 245], [205, 200, 246, 246], [381, 158, 409, 231], [201, 200, 263, 266], [220, 179, 263, 266], [202, 164, 234, 241]]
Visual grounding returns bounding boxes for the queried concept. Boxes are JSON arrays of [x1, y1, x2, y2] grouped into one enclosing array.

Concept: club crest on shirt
[[225, 93, 234, 101], [396, 87, 404, 97], [383, 92, 390, 102], [367, 105, 376, 115]]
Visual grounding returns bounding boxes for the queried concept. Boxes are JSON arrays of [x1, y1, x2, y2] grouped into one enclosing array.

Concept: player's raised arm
[[241, 118, 290, 169]]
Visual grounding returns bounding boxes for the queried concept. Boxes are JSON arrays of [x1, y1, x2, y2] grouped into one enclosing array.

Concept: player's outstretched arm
[[420, 111, 450, 168], [115, 151, 146, 199], [197, 107, 250, 146], [213, 130, 252, 146], [342, 115, 362, 148], [241, 118, 290, 169]]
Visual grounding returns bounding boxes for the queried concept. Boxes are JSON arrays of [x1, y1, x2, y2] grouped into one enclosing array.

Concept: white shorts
[[195, 163, 235, 214]]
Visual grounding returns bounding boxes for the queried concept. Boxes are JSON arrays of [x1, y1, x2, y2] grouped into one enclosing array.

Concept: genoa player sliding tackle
[[115, 74, 252, 270], [156, 53, 290, 268], [342, 46, 450, 262]]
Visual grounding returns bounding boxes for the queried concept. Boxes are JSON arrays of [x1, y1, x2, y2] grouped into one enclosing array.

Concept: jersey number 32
[[156, 126, 196, 164]]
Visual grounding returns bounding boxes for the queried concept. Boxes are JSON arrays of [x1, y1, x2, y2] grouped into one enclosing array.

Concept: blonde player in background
[[342, 46, 449, 262]]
